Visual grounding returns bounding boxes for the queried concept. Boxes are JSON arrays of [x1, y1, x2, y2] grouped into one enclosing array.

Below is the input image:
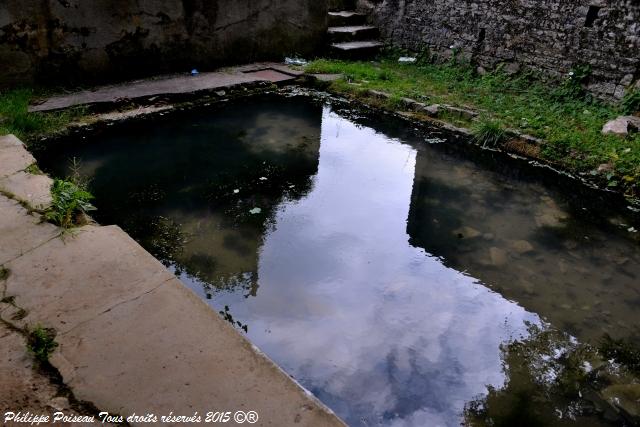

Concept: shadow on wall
[[0, 0, 328, 87]]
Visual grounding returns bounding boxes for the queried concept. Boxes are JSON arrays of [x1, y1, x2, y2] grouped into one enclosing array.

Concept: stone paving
[[0, 134, 344, 426], [29, 63, 302, 113]]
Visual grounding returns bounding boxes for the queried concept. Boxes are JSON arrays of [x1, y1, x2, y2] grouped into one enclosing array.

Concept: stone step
[[330, 40, 384, 59], [328, 25, 379, 43], [328, 11, 367, 27]]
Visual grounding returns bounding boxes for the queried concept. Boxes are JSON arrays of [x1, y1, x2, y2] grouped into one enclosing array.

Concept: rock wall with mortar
[[358, 0, 639, 99], [0, 0, 327, 87]]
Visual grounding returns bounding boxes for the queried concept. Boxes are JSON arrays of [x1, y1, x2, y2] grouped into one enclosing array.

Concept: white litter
[[285, 57, 307, 66]]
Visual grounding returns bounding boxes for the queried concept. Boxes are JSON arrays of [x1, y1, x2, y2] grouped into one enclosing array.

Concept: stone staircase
[[328, 9, 383, 58]]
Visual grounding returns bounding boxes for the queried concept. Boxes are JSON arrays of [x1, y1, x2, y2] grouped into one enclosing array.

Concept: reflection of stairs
[[328, 10, 383, 58]]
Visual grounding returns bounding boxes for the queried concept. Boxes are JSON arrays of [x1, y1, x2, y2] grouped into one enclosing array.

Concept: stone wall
[[358, 0, 639, 99], [0, 0, 327, 87]]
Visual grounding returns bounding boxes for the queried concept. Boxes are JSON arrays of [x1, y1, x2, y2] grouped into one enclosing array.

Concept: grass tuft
[[473, 119, 507, 147], [27, 325, 59, 363], [24, 163, 43, 175]]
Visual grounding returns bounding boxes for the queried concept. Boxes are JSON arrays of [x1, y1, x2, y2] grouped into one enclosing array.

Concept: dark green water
[[38, 95, 640, 427]]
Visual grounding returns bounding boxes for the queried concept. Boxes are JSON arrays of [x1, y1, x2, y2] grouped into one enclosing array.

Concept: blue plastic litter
[[191, 69, 199, 76]]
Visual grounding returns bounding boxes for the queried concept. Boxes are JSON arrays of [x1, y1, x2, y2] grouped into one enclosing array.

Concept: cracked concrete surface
[[0, 321, 94, 427], [0, 133, 345, 426]]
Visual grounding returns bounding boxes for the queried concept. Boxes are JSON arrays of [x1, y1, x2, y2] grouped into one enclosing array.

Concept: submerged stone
[[510, 240, 534, 254], [453, 226, 482, 239], [600, 384, 640, 418], [490, 247, 508, 266]]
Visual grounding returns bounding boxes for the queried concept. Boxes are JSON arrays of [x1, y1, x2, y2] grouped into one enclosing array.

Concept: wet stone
[[453, 226, 482, 239], [490, 247, 508, 266], [510, 240, 534, 254], [600, 384, 640, 418]]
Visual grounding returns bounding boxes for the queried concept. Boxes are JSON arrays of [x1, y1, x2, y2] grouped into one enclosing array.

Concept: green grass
[[0, 88, 85, 142], [306, 58, 640, 199], [473, 119, 508, 148], [27, 325, 58, 363]]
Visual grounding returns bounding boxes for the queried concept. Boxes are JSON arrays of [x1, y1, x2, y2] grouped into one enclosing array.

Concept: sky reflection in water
[[181, 108, 538, 427]]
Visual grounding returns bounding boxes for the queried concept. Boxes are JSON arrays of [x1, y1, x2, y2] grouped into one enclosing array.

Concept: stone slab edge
[[29, 63, 303, 113], [0, 134, 52, 210]]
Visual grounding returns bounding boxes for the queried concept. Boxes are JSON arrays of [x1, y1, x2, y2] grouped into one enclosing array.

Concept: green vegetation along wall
[[359, 0, 639, 99], [0, 0, 327, 87]]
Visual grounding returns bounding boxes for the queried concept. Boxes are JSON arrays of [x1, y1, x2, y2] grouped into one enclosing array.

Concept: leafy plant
[[551, 64, 591, 101], [44, 179, 96, 228], [27, 325, 58, 363], [473, 119, 507, 147], [621, 87, 640, 115]]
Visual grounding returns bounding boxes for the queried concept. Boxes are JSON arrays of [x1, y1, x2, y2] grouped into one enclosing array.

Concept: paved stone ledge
[[29, 63, 301, 113], [0, 135, 53, 211], [0, 134, 345, 426], [0, 196, 59, 265]]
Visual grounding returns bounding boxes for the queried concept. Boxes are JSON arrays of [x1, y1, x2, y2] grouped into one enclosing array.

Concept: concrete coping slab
[[29, 63, 303, 113], [0, 134, 52, 210], [0, 195, 59, 265], [0, 171, 52, 210], [0, 134, 36, 179]]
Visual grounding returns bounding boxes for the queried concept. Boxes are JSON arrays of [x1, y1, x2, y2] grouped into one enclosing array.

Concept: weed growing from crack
[[44, 167, 96, 228], [0, 266, 9, 281], [27, 325, 59, 363], [24, 163, 43, 175]]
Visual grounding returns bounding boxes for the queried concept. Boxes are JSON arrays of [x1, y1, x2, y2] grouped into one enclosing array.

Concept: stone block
[[0, 171, 52, 210], [0, 195, 59, 265]]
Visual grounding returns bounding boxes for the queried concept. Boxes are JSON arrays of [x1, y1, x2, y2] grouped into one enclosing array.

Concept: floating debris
[[190, 69, 199, 76], [259, 177, 268, 181], [628, 226, 638, 233], [233, 189, 240, 194], [249, 208, 262, 215]]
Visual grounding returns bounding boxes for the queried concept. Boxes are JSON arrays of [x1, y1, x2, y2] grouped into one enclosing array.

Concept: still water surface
[[39, 95, 640, 426]]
